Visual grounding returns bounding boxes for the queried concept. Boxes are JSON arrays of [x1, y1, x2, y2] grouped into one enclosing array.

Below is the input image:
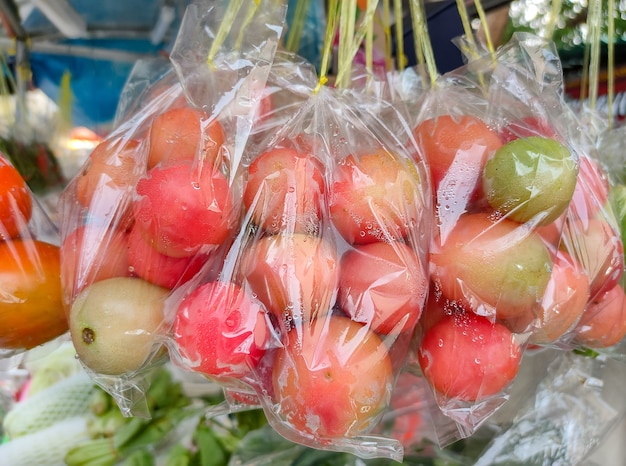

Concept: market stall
[[1, 1, 626, 465]]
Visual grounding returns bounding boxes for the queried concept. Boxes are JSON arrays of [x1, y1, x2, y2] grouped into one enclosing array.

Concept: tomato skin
[[173, 281, 270, 379], [413, 115, 501, 196], [0, 156, 33, 240], [330, 151, 424, 245], [430, 212, 552, 320], [126, 225, 207, 289], [147, 106, 225, 170], [562, 216, 624, 300], [337, 241, 427, 335], [74, 138, 142, 228], [418, 312, 522, 402], [570, 156, 610, 221], [239, 233, 338, 330], [272, 315, 393, 438], [574, 285, 626, 348], [243, 148, 326, 235], [0, 239, 66, 350], [506, 250, 590, 345], [133, 161, 235, 257], [60, 225, 131, 301]]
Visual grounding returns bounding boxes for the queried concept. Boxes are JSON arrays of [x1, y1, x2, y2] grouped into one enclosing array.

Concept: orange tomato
[[74, 138, 142, 229], [0, 239, 66, 350], [0, 155, 32, 240], [147, 106, 226, 169], [413, 115, 501, 196]]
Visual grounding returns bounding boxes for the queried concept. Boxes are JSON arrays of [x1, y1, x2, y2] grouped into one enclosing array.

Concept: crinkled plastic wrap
[[0, 153, 65, 359], [57, 0, 287, 416], [403, 34, 621, 445], [474, 350, 626, 465], [166, 83, 433, 461]]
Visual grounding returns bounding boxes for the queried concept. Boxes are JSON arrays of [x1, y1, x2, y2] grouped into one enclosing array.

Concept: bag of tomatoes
[[0, 153, 67, 358], [57, 0, 288, 416], [401, 32, 625, 446], [166, 69, 433, 459]]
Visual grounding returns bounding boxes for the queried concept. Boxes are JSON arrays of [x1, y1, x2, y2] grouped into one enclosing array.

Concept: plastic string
[[363, 0, 380, 78], [382, 0, 394, 71], [234, 0, 260, 51], [393, 0, 407, 70], [607, 0, 615, 127], [285, 0, 311, 53], [544, 0, 562, 40], [207, 0, 245, 66], [473, 0, 496, 61], [408, 0, 437, 87], [316, 0, 339, 92], [455, 0, 480, 61], [587, 0, 602, 111], [335, 0, 358, 89]]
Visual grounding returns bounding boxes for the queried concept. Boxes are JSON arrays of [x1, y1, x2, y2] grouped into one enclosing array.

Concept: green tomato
[[483, 136, 577, 226]]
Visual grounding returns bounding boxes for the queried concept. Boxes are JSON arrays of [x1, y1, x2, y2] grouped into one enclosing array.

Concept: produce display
[[2, 0, 626, 464]]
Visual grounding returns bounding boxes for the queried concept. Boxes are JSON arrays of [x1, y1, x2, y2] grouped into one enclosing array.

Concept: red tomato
[[430, 212, 553, 320], [272, 315, 393, 438], [126, 225, 208, 289], [0, 239, 66, 350], [147, 106, 225, 170], [418, 312, 522, 401], [60, 225, 131, 301], [243, 148, 325, 235], [506, 249, 590, 345], [574, 285, 626, 348], [330, 151, 425, 244], [412, 115, 501, 196], [561, 216, 624, 299], [74, 138, 142, 228], [0, 155, 32, 240], [173, 281, 270, 378], [569, 156, 610, 221], [337, 241, 427, 335], [133, 161, 235, 257], [239, 233, 338, 330]]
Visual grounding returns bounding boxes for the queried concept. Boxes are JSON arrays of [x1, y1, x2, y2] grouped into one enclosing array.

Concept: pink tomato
[[272, 315, 393, 438], [243, 148, 325, 235], [337, 241, 427, 335], [173, 281, 270, 378], [133, 161, 236, 258], [418, 312, 522, 401], [574, 285, 626, 348], [330, 151, 425, 244], [239, 233, 338, 330], [126, 226, 207, 289]]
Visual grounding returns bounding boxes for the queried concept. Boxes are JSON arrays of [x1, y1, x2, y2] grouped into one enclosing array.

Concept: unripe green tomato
[[483, 136, 577, 226]]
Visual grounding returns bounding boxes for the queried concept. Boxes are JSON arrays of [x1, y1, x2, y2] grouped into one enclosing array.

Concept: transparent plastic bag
[[0, 153, 65, 359], [57, 0, 287, 416], [405, 33, 590, 444], [167, 83, 433, 461]]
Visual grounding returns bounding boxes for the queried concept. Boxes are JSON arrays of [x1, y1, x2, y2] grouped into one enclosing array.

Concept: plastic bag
[[167, 81, 433, 461], [405, 33, 593, 445], [0, 153, 65, 358], [57, 0, 287, 416], [474, 350, 626, 465]]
